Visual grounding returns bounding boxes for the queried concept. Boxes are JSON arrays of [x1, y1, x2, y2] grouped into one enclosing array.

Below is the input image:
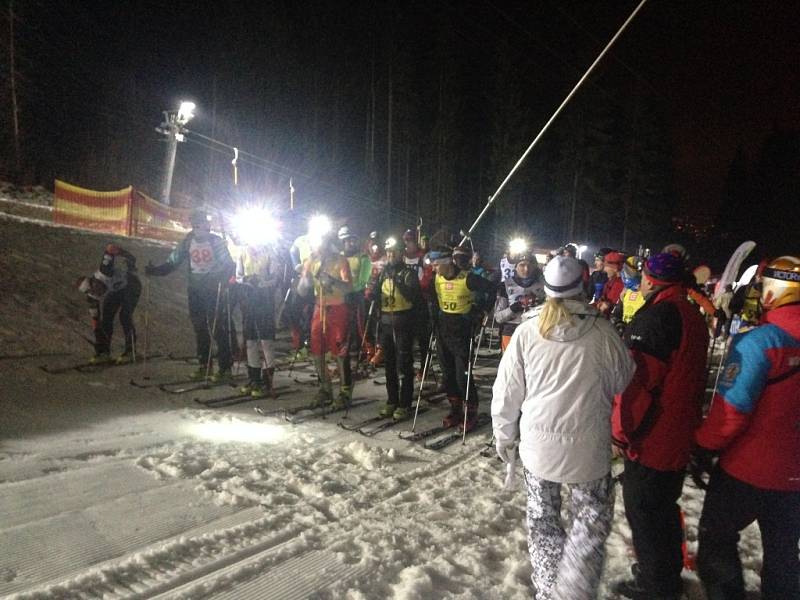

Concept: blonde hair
[[537, 297, 575, 339]]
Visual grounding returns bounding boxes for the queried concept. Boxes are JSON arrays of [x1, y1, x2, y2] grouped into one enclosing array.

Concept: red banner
[[53, 180, 132, 236], [131, 191, 191, 243]]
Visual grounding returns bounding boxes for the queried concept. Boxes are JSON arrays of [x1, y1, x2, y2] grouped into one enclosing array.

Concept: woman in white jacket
[[492, 255, 635, 600]]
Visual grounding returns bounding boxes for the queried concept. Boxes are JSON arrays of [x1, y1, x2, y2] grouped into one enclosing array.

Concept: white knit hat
[[543, 256, 584, 298]]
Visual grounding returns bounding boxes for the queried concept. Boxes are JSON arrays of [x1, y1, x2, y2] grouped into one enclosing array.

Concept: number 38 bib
[[189, 240, 217, 274]]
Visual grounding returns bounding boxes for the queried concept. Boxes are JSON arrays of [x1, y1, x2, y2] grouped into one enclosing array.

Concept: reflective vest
[[310, 257, 347, 305], [622, 289, 647, 323], [381, 276, 414, 313], [436, 271, 472, 314], [240, 246, 270, 279]]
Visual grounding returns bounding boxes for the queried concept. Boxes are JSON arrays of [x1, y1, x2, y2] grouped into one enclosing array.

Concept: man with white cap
[[492, 255, 635, 600]]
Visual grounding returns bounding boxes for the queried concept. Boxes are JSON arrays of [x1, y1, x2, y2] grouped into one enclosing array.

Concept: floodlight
[[177, 101, 196, 124]]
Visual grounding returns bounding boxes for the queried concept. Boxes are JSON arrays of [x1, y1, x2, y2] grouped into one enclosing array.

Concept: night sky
[[4, 0, 799, 253]]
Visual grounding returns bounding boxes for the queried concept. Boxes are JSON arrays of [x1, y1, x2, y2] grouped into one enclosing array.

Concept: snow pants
[[437, 315, 478, 406], [524, 469, 614, 600], [697, 466, 800, 600], [411, 304, 430, 372], [241, 286, 276, 371], [287, 287, 313, 351], [380, 311, 415, 409], [621, 459, 685, 596], [188, 283, 232, 371], [96, 275, 141, 355]]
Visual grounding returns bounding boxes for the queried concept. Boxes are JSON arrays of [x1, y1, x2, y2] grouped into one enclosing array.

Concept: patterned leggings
[[524, 469, 614, 600]]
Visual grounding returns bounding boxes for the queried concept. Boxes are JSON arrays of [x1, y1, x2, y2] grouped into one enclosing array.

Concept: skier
[[402, 229, 433, 376], [596, 250, 625, 317], [492, 255, 635, 600], [560, 243, 591, 296], [430, 245, 496, 431], [77, 244, 141, 364], [493, 252, 545, 351], [611, 252, 710, 600], [712, 283, 734, 338], [287, 230, 315, 359], [371, 237, 422, 419], [691, 255, 800, 600], [610, 256, 646, 334], [145, 210, 235, 382], [365, 230, 386, 367], [588, 250, 610, 304], [339, 226, 373, 363], [236, 241, 281, 398], [297, 231, 353, 408]]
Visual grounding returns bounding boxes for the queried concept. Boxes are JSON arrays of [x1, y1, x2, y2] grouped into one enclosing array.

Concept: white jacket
[[491, 299, 635, 483]]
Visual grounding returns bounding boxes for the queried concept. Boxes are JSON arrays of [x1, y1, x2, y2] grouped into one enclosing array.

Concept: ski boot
[[89, 352, 112, 365], [260, 367, 276, 399], [115, 351, 133, 365], [332, 385, 351, 410], [240, 366, 262, 395], [311, 388, 333, 409], [461, 404, 479, 433], [392, 406, 410, 421], [379, 402, 397, 418], [442, 396, 464, 428], [210, 368, 232, 384]]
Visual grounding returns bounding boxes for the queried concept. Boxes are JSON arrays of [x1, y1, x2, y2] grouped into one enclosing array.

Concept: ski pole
[[410, 329, 436, 432], [356, 299, 375, 370], [205, 282, 223, 382], [472, 313, 489, 372], [143, 277, 151, 375], [275, 286, 292, 331], [462, 325, 477, 445], [486, 313, 496, 352]]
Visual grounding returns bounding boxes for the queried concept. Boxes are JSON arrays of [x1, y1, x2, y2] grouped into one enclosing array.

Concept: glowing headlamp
[[509, 237, 527, 256], [232, 207, 280, 246], [308, 214, 331, 250]]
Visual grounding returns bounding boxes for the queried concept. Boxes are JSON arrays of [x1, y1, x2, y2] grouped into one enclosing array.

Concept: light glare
[[177, 101, 196, 124], [233, 207, 280, 246], [308, 214, 331, 249]]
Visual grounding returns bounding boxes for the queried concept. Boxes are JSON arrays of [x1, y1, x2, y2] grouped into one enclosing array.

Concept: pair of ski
[[40, 354, 164, 375], [128, 375, 242, 395], [272, 397, 378, 423], [338, 407, 430, 437], [193, 385, 290, 408], [400, 413, 491, 450]]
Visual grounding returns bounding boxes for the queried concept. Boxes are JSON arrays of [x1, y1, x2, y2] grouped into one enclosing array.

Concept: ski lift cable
[[184, 136, 419, 221], [461, 0, 649, 245]]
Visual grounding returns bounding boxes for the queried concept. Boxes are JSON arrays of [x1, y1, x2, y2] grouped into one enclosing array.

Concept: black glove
[[144, 261, 156, 276], [688, 446, 718, 490], [510, 301, 523, 314], [317, 271, 335, 287]]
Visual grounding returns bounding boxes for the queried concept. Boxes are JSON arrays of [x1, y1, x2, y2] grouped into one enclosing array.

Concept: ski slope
[[0, 209, 766, 599]]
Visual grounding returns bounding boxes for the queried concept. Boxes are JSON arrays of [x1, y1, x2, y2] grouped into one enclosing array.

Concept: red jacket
[[695, 304, 800, 491], [612, 284, 709, 471]]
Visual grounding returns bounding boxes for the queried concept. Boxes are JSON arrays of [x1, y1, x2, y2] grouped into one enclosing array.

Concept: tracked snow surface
[[0, 202, 765, 598]]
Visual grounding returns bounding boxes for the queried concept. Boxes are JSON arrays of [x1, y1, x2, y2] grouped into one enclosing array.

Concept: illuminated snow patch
[[187, 419, 287, 444]]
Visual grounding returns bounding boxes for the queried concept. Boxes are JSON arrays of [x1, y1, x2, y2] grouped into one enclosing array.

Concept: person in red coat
[[692, 255, 800, 600], [611, 252, 709, 600], [597, 251, 625, 317]]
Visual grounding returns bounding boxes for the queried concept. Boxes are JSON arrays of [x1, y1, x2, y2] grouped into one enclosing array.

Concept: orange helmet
[[761, 255, 800, 311]]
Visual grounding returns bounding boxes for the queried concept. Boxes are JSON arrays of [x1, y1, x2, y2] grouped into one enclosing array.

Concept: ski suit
[[288, 234, 315, 352], [494, 273, 545, 350], [432, 268, 495, 421], [343, 250, 373, 356], [403, 248, 432, 371], [85, 244, 140, 356], [146, 231, 235, 371], [375, 260, 422, 410], [492, 300, 634, 600], [236, 245, 280, 383], [694, 303, 800, 599], [611, 284, 709, 597]]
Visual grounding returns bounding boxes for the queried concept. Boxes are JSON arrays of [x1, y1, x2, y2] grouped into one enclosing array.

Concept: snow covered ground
[[0, 207, 765, 599]]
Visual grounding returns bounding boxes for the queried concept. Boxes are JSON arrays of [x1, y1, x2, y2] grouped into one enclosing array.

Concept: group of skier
[[74, 211, 798, 599], [492, 244, 799, 600]]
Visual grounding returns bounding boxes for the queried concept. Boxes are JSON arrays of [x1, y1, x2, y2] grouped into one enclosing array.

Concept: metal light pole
[[156, 101, 195, 206]]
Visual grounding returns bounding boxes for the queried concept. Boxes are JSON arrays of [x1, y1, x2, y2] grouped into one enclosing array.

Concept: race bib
[[189, 240, 216, 274]]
